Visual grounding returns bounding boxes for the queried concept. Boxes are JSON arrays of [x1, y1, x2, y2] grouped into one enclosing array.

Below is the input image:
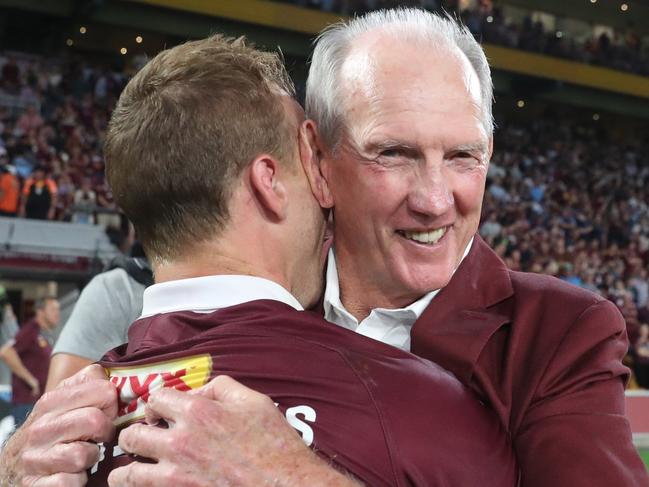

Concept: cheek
[[332, 166, 401, 215], [452, 173, 486, 217]]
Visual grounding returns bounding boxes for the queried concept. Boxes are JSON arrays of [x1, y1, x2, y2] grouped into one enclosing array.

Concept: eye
[[454, 151, 475, 160], [379, 148, 403, 158], [451, 151, 483, 166]]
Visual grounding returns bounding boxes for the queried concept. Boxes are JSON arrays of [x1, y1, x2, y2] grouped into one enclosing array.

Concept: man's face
[[39, 299, 60, 329], [322, 37, 491, 305]]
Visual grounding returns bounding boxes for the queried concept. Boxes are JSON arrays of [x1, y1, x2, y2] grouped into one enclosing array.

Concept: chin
[[397, 266, 454, 298]]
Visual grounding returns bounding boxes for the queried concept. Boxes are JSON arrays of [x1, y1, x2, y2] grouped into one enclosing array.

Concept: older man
[[2, 9, 646, 487], [300, 9, 647, 486]]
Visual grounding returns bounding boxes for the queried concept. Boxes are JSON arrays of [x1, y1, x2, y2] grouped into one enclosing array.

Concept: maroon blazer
[[411, 235, 649, 486]]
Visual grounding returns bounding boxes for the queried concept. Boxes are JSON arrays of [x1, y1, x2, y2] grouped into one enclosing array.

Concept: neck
[[333, 247, 420, 321], [153, 238, 293, 298], [35, 316, 49, 330]]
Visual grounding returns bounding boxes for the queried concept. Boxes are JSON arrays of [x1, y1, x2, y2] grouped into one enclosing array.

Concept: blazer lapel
[[411, 236, 514, 384]]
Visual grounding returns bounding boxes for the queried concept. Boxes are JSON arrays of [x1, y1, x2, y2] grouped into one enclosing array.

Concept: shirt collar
[[140, 275, 303, 319], [323, 237, 474, 326]]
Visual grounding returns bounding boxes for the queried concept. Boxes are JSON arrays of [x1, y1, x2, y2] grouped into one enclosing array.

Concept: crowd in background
[[0, 43, 648, 386], [482, 116, 649, 386], [285, 0, 649, 76], [0, 52, 129, 245]]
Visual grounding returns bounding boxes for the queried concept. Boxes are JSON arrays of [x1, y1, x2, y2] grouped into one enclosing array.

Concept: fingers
[[190, 375, 255, 403], [144, 387, 212, 425], [57, 364, 108, 388], [32, 376, 117, 419], [108, 462, 175, 487], [30, 406, 116, 445], [26, 471, 88, 487], [118, 423, 170, 460], [22, 441, 100, 475]]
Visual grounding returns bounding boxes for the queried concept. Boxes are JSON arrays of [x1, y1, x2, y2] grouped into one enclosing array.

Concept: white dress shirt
[[323, 238, 474, 352], [140, 275, 303, 318]]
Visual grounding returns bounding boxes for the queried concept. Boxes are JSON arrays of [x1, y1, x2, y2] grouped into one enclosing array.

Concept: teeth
[[402, 227, 447, 245]]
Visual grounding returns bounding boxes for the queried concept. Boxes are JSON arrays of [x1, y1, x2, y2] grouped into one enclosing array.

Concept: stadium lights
[[593, 113, 600, 121], [517, 100, 525, 108], [621, 3, 629, 11], [79, 26, 87, 34], [590, 0, 596, 3], [120, 47, 128, 55], [136, 35, 143, 44], [556, 31, 563, 38], [486, 15, 493, 23], [66, 39, 74, 47]]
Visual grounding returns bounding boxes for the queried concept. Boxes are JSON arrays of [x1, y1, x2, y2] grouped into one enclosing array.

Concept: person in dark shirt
[[19, 166, 58, 220], [0, 297, 59, 426]]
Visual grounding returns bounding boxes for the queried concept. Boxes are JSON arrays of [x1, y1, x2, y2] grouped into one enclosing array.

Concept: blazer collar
[[411, 235, 514, 384]]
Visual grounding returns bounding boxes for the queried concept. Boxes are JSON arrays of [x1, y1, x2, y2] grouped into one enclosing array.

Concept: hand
[[27, 376, 41, 397], [0, 364, 118, 487], [109, 376, 359, 487]]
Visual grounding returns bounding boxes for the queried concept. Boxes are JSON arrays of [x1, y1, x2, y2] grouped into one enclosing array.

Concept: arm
[[0, 344, 39, 396], [45, 352, 93, 392], [109, 376, 362, 487], [515, 300, 649, 487], [0, 365, 117, 487], [49, 269, 141, 387], [47, 183, 58, 220]]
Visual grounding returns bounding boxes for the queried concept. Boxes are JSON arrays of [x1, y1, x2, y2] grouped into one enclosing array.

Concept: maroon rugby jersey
[[90, 300, 517, 486]]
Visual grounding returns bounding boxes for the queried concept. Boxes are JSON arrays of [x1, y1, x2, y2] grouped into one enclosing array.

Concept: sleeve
[[52, 269, 145, 361], [47, 179, 57, 194], [12, 325, 35, 355], [0, 316, 17, 347], [514, 299, 649, 487]]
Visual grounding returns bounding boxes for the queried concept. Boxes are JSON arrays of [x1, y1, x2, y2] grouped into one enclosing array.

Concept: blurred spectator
[[0, 286, 18, 404], [0, 297, 59, 427], [19, 165, 57, 220], [0, 150, 19, 217], [16, 104, 43, 136], [634, 324, 649, 389], [1, 56, 20, 94], [72, 177, 96, 224]]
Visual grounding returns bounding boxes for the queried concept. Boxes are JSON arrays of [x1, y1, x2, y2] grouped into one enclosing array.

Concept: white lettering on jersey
[[285, 405, 317, 447], [274, 402, 317, 447]]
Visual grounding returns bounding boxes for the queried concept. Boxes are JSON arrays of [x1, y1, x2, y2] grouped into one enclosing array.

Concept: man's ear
[[248, 155, 287, 222], [299, 120, 334, 209]]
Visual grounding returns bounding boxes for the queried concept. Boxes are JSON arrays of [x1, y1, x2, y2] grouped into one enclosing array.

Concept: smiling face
[[323, 35, 491, 310]]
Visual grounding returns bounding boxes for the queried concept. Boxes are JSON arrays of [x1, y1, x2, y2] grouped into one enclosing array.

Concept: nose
[[407, 164, 454, 217]]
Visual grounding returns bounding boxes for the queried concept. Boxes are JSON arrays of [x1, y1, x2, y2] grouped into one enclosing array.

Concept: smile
[[397, 227, 449, 245]]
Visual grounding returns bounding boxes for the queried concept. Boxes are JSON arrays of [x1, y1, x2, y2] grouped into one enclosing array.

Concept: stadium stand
[[280, 0, 649, 76]]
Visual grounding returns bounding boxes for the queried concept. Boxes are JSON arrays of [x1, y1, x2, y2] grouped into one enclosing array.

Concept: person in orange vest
[[0, 149, 20, 217]]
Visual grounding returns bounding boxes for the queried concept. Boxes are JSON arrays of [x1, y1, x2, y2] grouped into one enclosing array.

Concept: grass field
[[640, 450, 649, 471]]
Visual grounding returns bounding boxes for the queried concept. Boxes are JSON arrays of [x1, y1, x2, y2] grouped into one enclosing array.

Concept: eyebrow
[[449, 142, 490, 154]]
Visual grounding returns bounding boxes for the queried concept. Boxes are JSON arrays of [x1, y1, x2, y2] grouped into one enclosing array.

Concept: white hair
[[306, 8, 494, 150]]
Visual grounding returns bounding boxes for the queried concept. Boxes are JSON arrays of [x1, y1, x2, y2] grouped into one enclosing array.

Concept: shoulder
[[91, 268, 146, 296], [507, 270, 625, 341], [15, 320, 38, 340], [509, 270, 605, 311]]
